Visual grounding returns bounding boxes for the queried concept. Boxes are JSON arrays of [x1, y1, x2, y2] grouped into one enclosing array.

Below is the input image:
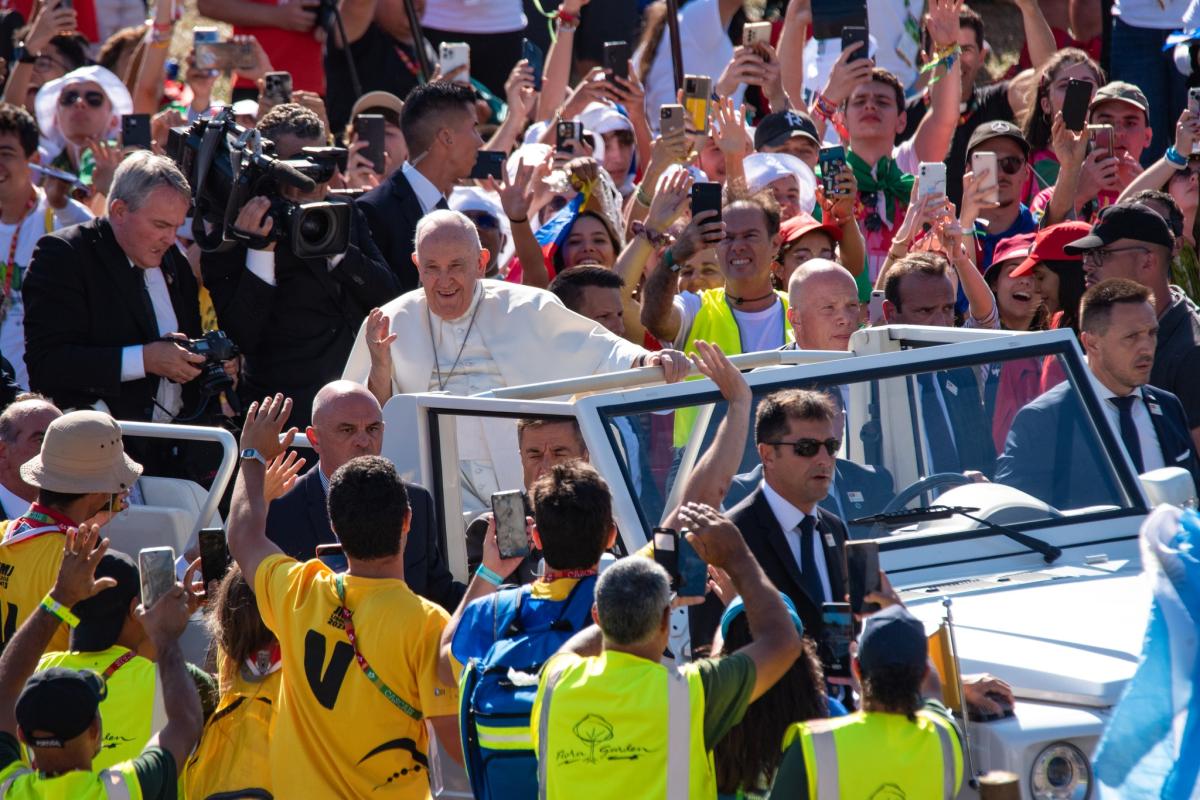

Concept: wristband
[[476, 565, 505, 587], [556, 8, 580, 26], [635, 185, 653, 207], [1166, 145, 1189, 168], [662, 248, 681, 273], [40, 595, 79, 628], [507, 215, 528, 224], [813, 92, 838, 117]]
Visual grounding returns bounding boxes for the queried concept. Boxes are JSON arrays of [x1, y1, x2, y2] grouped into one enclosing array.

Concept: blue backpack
[[458, 576, 598, 800]]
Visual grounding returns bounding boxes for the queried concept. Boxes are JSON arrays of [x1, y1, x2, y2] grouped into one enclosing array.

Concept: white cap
[[742, 152, 816, 214]]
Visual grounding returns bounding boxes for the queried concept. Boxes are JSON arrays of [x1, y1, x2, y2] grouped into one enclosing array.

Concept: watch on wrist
[[240, 448, 268, 466], [13, 44, 37, 65]]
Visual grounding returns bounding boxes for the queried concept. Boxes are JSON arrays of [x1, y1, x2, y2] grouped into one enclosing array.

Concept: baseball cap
[[16, 667, 107, 748], [349, 90, 404, 127], [1009, 221, 1091, 278], [985, 232, 1037, 278], [966, 120, 1030, 158], [71, 551, 140, 652], [1064, 202, 1175, 254], [21, 410, 142, 494], [780, 212, 842, 244], [754, 109, 820, 151], [1089, 81, 1149, 116], [856, 605, 927, 674], [720, 592, 805, 639]]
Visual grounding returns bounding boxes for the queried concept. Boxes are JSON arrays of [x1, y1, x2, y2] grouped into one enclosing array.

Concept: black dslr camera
[[181, 330, 240, 412], [166, 110, 351, 258]]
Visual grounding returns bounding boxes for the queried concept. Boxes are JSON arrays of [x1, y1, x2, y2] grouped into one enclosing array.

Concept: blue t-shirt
[[956, 204, 1037, 313]]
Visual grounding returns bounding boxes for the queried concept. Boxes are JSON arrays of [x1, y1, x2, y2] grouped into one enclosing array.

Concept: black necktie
[[796, 515, 826, 605], [1109, 395, 1145, 473], [917, 372, 959, 473], [435, 197, 450, 211]]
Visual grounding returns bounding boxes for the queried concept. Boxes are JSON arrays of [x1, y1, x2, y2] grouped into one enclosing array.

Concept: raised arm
[[537, 0, 590, 121], [777, 0, 812, 111], [227, 394, 295, 585], [909, 0, 964, 164], [1119, 109, 1200, 202], [131, 0, 175, 114], [1041, 112, 1090, 226], [821, 165, 865, 277], [490, 162, 544, 286], [4, 3, 78, 107], [137, 575, 203, 770], [712, 98, 751, 189], [641, 210, 724, 342]]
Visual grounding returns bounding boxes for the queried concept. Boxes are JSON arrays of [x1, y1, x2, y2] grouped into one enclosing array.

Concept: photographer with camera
[[201, 104, 399, 429]]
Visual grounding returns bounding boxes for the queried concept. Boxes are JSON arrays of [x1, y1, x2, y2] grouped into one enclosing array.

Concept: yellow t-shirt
[[254, 554, 458, 798], [0, 530, 69, 654]]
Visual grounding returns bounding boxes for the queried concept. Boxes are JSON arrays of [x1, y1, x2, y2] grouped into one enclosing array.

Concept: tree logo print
[[572, 714, 614, 763]]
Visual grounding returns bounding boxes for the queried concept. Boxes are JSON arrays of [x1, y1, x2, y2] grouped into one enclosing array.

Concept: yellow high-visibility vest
[[0, 760, 140, 799]]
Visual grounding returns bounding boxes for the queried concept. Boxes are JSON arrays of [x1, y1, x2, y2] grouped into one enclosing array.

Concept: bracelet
[[557, 20, 578, 32], [1166, 145, 1189, 168], [632, 221, 670, 248], [476, 565, 505, 587], [813, 91, 838, 117], [507, 215, 528, 223], [556, 8, 580, 26], [635, 185, 654, 207], [40, 594, 79, 628]]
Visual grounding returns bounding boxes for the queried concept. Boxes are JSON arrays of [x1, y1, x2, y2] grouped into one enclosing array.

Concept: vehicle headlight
[[1029, 742, 1092, 799]]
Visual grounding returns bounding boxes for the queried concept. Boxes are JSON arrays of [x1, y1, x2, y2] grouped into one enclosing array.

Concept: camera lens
[[299, 207, 334, 247]]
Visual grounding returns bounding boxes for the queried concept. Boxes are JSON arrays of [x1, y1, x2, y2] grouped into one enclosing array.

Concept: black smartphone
[[846, 539, 881, 614], [1062, 78, 1092, 133], [652, 527, 679, 584], [58, 0, 71, 8], [121, 114, 152, 150], [818, 602, 854, 679], [198, 528, 231, 588], [841, 26, 869, 62], [470, 150, 506, 180], [522, 38, 545, 92], [354, 114, 386, 175], [812, 0, 866, 40], [677, 534, 707, 598], [263, 71, 293, 106], [315, 543, 348, 573], [690, 181, 722, 221], [556, 120, 584, 153], [491, 490, 530, 560], [603, 41, 630, 82], [819, 145, 846, 197]]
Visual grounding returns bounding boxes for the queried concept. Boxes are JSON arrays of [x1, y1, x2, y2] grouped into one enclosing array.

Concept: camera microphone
[[259, 157, 316, 193]]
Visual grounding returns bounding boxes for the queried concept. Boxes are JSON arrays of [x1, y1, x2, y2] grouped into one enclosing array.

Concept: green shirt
[[0, 731, 176, 799], [693, 652, 757, 750]]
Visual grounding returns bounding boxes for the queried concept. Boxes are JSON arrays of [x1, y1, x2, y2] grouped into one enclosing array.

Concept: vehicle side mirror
[[1138, 467, 1196, 509]]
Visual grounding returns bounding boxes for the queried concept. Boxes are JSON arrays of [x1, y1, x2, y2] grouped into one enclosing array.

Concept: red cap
[[1009, 221, 1091, 278], [780, 212, 842, 245]]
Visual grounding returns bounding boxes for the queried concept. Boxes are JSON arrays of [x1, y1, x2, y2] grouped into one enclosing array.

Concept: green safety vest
[[0, 760, 140, 799], [532, 650, 714, 800], [674, 288, 792, 448], [35, 647, 159, 771], [783, 708, 963, 800]]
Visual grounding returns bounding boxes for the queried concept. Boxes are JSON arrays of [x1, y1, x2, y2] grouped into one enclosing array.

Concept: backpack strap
[[491, 585, 530, 642], [549, 575, 598, 633]]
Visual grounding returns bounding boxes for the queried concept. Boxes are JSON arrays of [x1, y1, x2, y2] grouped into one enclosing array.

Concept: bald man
[[0, 395, 62, 519], [263, 380, 465, 610], [785, 260, 861, 352], [343, 210, 689, 507]]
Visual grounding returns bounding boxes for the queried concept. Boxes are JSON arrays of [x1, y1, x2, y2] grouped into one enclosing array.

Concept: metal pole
[[401, 0, 433, 83], [665, 0, 684, 93], [942, 596, 979, 788]]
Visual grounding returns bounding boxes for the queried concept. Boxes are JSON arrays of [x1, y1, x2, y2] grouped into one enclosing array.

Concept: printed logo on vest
[[556, 713, 657, 766], [869, 784, 907, 799], [0, 562, 12, 589]]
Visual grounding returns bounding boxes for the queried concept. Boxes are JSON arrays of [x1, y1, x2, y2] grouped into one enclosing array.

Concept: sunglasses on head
[[766, 437, 841, 457], [59, 90, 106, 108]]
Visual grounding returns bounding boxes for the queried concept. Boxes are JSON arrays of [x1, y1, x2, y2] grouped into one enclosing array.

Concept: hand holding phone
[[354, 114, 386, 175], [522, 38, 545, 92], [198, 528, 231, 589], [262, 72, 293, 106], [971, 151, 999, 206], [818, 602, 854, 679], [492, 491, 530, 561], [138, 547, 177, 609], [603, 41, 630, 82], [1061, 78, 1092, 133], [841, 27, 869, 62], [819, 146, 846, 197]]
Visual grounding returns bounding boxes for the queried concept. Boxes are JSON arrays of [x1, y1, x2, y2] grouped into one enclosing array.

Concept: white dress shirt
[[0, 480, 28, 520], [402, 161, 446, 214], [1088, 370, 1166, 473], [119, 263, 183, 421], [761, 479, 833, 603]]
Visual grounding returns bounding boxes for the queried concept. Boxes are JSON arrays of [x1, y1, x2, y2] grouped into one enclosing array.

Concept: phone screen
[[652, 527, 678, 583], [138, 547, 177, 609], [354, 114, 386, 175], [676, 535, 707, 597], [315, 544, 348, 573], [819, 146, 846, 196], [819, 602, 854, 678], [492, 491, 530, 560], [603, 41, 630, 82], [846, 540, 881, 614], [1062, 78, 1092, 133], [198, 528, 231, 588]]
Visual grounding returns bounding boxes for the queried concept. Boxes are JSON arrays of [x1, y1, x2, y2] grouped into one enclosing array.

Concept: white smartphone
[[971, 151, 999, 206], [869, 290, 886, 325], [138, 546, 177, 609], [439, 42, 471, 85], [1190, 88, 1200, 154], [918, 162, 947, 199], [743, 21, 772, 47]]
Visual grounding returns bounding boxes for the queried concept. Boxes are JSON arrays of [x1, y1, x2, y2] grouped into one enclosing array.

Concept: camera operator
[[201, 104, 399, 429]]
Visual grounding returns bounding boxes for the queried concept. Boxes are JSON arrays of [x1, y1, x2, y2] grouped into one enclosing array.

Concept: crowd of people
[[0, 0, 1191, 795]]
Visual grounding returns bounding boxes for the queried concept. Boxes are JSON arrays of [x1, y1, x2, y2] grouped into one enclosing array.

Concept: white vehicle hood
[[905, 561, 1150, 708]]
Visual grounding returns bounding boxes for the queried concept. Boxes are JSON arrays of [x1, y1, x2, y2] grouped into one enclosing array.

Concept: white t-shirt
[[0, 190, 92, 388], [421, 0, 526, 34], [1116, 0, 1189, 29], [672, 291, 787, 352]]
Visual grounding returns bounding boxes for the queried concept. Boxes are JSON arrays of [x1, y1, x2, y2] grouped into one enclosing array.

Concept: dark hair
[[724, 188, 782, 240], [755, 388, 836, 444], [327, 456, 410, 560], [36, 488, 87, 510], [400, 81, 476, 157], [257, 103, 326, 149], [920, 4, 984, 58], [530, 461, 613, 570], [844, 68, 905, 113], [714, 618, 828, 795], [208, 564, 276, 690], [1130, 189, 1185, 238], [1044, 259, 1088, 334], [97, 24, 147, 80], [984, 259, 1049, 331], [1020, 49, 1104, 153], [45, 32, 91, 72], [882, 253, 950, 310], [553, 211, 621, 273], [1080, 278, 1154, 334], [0, 104, 39, 157], [516, 417, 585, 449], [861, 661, 926, 720], [549, 265, 625, 313]]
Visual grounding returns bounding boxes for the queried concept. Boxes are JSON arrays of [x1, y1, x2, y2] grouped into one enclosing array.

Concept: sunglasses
[[465, 212, 500, 230], [766, 437, 841, 457], [859, 190, 883, 234], [996, 156, 1025, 175], [59, 90, 106, 108]]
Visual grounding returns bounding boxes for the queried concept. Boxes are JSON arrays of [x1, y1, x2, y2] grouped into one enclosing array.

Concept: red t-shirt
[[232, 0, 324, 94], [5, 0, 98, 42]]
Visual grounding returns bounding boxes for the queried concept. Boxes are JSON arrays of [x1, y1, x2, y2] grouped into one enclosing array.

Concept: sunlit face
[[601, 130, 635, 184], [56, 80, 113, 144], [0, 401, 61, 487], [787, 270, 860, 351], [1032, 264, 1062, 315], [761, 136, 819, 170], [845, 80, 905, 142], [696, 136, 726, 182], [758, 415, 838, 507], [1167, 170, 1198, 217], [415, 225, 489, 320], [564, 215, 616, 269], [1081, 236, 1154, 288], [718, 205, 777, 284], [309, 392, 385, 474], [383, 121, 407, 176], [767, 175, 802, 220], [1090, 100, 1152, 164], [574, 285, 625, 337], [884, 271, 956, 327], [0, 132, 32, 194], [992, 259, 1041, 328], [110, 186, 191, 269], [442, 105, 485, 179], [1041, 63, 1100, 118], [779, 230, 837, 280], [677, 249, 724, 294], [957, 26, 983, 97], [519, 421, 587, 488], [1083, 300, 1158, 391]]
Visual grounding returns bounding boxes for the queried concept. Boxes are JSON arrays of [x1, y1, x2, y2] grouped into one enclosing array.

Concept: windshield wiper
[[849, 505, 1063, 564]]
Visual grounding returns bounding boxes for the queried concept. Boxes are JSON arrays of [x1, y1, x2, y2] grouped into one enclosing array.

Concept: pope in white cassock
[[343, 209, 689, 506]]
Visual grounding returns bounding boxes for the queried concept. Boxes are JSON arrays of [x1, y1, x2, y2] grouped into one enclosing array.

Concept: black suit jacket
[[200, 200, 398, 428], [23, 218, 202, 420], [997, 381, 1200, 508], [934, 366, 996, 477], [356, 170, 427, 292], [264, 468, 466, 611]]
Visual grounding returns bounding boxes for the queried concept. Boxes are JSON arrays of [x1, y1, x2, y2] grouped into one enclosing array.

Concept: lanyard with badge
[[334, 574, 423, 721]]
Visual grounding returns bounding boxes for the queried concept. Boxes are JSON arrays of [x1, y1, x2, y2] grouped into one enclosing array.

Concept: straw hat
[[21, 411, 142, 494]]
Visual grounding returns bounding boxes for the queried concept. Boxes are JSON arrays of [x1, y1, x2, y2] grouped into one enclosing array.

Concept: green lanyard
[[334, 574, 422, 721]]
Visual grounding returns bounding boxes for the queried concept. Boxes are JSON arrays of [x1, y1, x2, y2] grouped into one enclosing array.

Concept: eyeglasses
[[33, 54, 68, 74], [1082, 246, 1149, 265], [996, 156, 1025, 175], [860, 190, 882, 234], [766, 437, 841, 457], [59, 90, 106, 108]]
